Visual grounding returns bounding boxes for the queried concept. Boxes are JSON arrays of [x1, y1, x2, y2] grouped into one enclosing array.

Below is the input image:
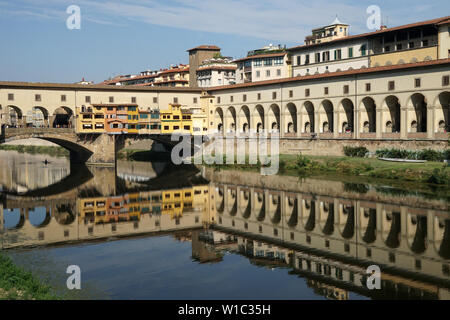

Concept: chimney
[[380, 25, 387, 30]]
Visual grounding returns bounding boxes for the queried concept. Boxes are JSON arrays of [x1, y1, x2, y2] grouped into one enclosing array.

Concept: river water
[[0, 150, 449, 300]]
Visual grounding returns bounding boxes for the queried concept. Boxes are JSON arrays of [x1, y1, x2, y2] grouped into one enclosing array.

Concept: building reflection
[[0, 168, 449, 300]]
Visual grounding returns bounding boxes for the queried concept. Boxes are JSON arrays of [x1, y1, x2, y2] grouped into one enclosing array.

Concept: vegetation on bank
[[205, 153, 450, 186], [343, 146, 450, 162], [0, 254, 58, 300], [0, 144, 69, 158]]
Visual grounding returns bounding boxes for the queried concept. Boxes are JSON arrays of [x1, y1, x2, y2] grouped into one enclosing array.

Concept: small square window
[[289, 90, 293, 98], [443, 76, 450, 86], [305, 89, 310, 97], [366, 248, 372, 257], [193, 97, 197, 104], [324, 87, 329, 95], [306, 235, 311, 244], [259, 226, 263, 233], [344, 243, 350, 252], [8, 93, 14, 101], [272, 92, 277, 100], [217, 97, 221, 104], [388, 81, 395, 91], [109, 96, 114, 103], [366, 83, 371, 92], [274, 229, 278, 236], [415, 259, 422, 270], [325, 240, 330, 248], [243, 94, 247, 102], [173, 97, 178, 103], [61, 95, 67, 102], [257, 93, 261, 100], [85, 96, 91, 103], [35, 94, 41, 102], [343, 85, 349, 94], [153, 97, 158, 103], [290, 232, 294, 240], [415, 78, 421, 88], [131, 97, 137, 103], [230, 96, 233, 103], [389, 252, 396, 263], [64, 230, 69, 237]]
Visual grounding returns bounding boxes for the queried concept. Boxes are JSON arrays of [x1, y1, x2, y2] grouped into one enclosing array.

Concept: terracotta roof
[[0, 81, 201, 92], [187, 45, 221, 52], [288, 15, 450, 51], [207, 58, 450, 91], [158, 67, 190, 75], [234, 52, 286, 63], [197, 65, 237, 72]]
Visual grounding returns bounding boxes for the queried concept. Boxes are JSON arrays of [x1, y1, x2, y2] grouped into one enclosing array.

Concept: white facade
[[197, 64, 236, 87], [290, 39, 370, 77], [235, 53, 289, 84]]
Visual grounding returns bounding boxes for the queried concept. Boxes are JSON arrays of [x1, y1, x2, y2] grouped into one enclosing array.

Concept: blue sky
[[0, 0, 449, 83]]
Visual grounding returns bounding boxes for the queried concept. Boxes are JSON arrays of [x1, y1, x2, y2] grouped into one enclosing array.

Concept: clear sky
[[1, 0, 449, 84]]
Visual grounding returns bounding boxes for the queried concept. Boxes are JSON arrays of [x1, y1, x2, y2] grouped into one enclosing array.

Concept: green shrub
[[376, 148, 449, 162], [427, 167, 450, 185], [343, 146, 369, 158]]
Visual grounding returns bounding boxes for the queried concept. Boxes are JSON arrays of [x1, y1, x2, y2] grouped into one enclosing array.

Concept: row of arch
[[2, 105, 74, 128], [215, 187, 450, 259], [215, 92, 450, 136]]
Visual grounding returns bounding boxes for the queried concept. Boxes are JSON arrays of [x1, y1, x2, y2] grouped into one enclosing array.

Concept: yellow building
[[76, 105, 106, 133], [160, 104, 207, 135], [126, 105, 139, 134], [78, 197, 107, 224]]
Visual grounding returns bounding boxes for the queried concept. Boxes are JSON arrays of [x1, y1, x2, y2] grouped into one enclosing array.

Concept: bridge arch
[[434, 91, 450, 134], [406, 93, 427, 133], [226, 107, 237, 133], [268, 104, 280, 133], [52, 106, 74, 128], [253, 105, 265, 133]]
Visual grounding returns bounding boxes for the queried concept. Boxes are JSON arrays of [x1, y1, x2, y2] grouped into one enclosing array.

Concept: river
[[0, 150, 449, 300]]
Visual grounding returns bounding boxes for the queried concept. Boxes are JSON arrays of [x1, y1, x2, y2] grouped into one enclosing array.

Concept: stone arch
[[410, 57, 418, 63], [30, 106, 50, 128], [286, 196, 298, 228], [339, 98, 354, 133], [319, 100, 334, 133], [215, 107, 224, 133], [268, 104, 280, 133], [360, 208, 377, 244], [6, 105, 23, 127], [360, 97, 376, 133], [302, 101, 315, 133], [254, 105, 265, 133], [52, 106, 74, 128], [29, 206, 52, 228], [303, 199, 316, 232], [254, 191, 265, 222], [383, 211, 401, 249], [319, 202, 335, 236], [382, 96, 401, 133], [407, 93, 427, 133], [239, 105, 251, 133], [406, 214, 428, 254], [239, 189, 251, 219], [285, 103, 297, 134], [268, 193, 281, 225], [436, 92, 450, 133], [226, 106, 237, 133]]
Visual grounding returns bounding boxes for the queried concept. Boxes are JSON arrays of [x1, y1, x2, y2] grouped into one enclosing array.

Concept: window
[[361, 45, 367, 56], [422, 39, 429, 47], [173, 97, 178, 103], [274, 57, 283, 66], [334, 49, 342, 60], [396, 43, 403, 51], [385, 45, 391, 52], [277, 69, 281, 76], [264, 58, 272, 66], [85, 96, 91, 103], [242, 94, 247, 102], [305, 54, 310, 65], [230, 96, 234, 102], [272, 92, 277, 100], [443, 75, 450, 86], [296, 56, 301, 66], [193, 97, 197, 104], [323, 51, 330, 61], [256, 71, 260, 78], [315, 52, 321, 63], [61, 95, 66, 102], [305, 88, 310, 97], [35, 94, 41, 101], [257, 93, 261, 100], [343, 85, 349, 94], [153, 97, 158, 103], [348, 47, 353, 58], [8, 93, 14, 101], [109, 96, 114, 103], [217, 97, 221, 103], [409, 42, 415, 49], [415, 78, 421, 88], [388, 81, 395, 91], [289, 90, 293, 98], [266, 70, 270, 77], [324, 87, 329, 95], [366, 83, 371, 92], [254, 59, 262, 67]]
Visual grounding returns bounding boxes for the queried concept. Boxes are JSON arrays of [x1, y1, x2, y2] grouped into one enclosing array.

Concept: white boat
[[378, 158, 427, 163]]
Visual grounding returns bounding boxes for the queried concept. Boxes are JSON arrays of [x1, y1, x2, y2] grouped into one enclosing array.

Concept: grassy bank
[[205, 154, 450, 187], [0, 254, 58, 300], [0, 144, 69, 158]]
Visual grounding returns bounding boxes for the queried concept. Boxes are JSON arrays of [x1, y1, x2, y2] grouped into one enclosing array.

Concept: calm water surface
[[0, 150, 449, 300]]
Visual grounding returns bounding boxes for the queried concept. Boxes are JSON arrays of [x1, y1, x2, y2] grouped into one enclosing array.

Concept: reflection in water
[[0, 152, 450, 300]]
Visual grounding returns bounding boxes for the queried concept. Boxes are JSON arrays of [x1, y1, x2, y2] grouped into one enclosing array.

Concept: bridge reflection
[[0, 165, 449, 300]]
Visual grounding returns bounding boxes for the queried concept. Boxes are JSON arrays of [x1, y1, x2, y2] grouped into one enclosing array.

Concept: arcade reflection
[[0, 153, 449, 300]]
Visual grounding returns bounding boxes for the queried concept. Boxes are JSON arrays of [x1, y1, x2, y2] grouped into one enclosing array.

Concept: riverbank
[[204, 154, 450, 187], [0, 254, 58, 300], [0, 144, 69, 158]]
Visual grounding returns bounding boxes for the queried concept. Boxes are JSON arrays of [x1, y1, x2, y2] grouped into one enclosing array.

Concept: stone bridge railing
[[2, 127, 75, 139]]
